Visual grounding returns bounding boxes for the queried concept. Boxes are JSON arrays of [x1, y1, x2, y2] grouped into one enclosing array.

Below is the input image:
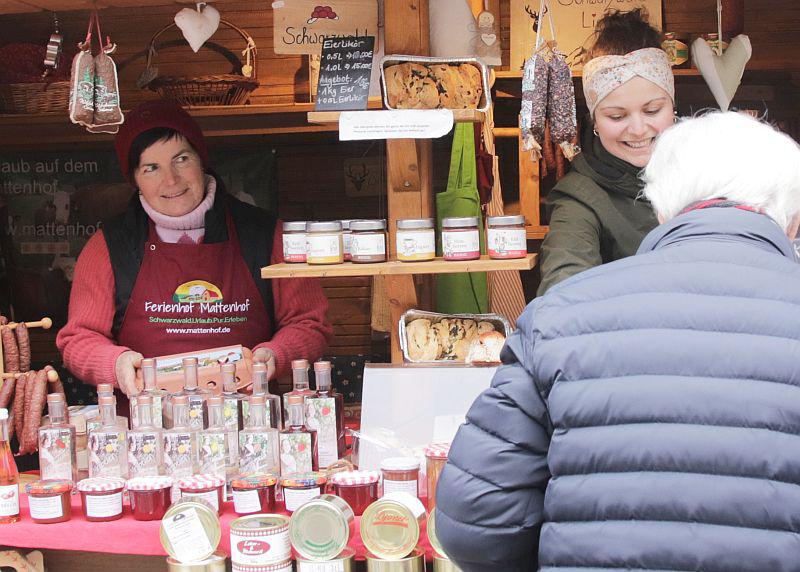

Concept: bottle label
[[283, 486, 321, 512], [232, 488, 262, 514], [29, 494, 64, 520], [487, 228, 527, 258], [239, 431, 277, 475], [223, 397, 241, 431], [85, 491, 123, 518], [88, 430, 126, 478], [182, 489, 220, 512], [163, 432, 195, 478], [198, 432, 227, 478], [161, 506, 215, 563], [39, 427, 75, 481], [279, 432, 313, 474], [442, 229, 480, 259], [127, 431, 161, 478], [187, 399, 205, 430], [305, 397, 338, 468], [382, 478, 418, 498], [0, 484, 19, 517]]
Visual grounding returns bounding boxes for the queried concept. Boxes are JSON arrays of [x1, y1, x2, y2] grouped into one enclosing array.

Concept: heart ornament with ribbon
[[174, 3, 220, 53], [691, 34, 751, 112]]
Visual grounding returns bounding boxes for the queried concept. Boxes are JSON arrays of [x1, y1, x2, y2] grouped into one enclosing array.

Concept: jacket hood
[[571, 122, 646, 200]]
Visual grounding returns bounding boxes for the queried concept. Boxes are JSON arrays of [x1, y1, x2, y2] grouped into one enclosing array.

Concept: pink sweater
[[56, 222, 332, 389]]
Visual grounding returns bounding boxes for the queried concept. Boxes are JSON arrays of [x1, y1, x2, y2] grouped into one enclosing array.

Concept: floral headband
[[582, 47, 675, 116]]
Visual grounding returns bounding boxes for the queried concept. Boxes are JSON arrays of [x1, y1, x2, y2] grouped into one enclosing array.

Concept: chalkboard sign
[[315, 35, 375, 111]]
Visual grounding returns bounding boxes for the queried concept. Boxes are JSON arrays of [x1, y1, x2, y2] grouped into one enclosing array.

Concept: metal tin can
[[160, 497, 221, 564], [231, 561, 293, 572], [366, 547, 426, 571], [230, 514, 291, 566], [360, 492, 426, 560], [296, 546, 356, 571], [290, 494, 355, 561], [434, 555, 462, 571], [166, 551, 227, 572], [427, 510, 447, 558]]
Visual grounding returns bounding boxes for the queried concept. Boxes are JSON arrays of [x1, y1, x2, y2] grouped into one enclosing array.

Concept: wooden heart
[[174, 4, 220, 53], [481, 33, 497, 46], [691, 34, 752, 112]]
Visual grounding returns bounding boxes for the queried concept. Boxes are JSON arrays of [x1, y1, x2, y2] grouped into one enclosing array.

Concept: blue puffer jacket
[[435, 207, 800, 572]]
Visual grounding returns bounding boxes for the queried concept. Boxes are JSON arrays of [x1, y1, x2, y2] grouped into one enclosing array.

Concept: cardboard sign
[[315, 35, 375, 111], [510, 0, 663, 71], [273, 0, 379, 55]]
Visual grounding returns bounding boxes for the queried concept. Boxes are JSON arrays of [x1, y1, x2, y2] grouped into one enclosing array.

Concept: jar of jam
[[25, 479, 73, 524], [282, 221, 307, 263], [176, 474, 226, 515], [231, 474, 277, 515], [280, 472, 327, 513], [306, 221, 344, 265], [442, 217, 481, 261], [380, 457, 419, 498], [424, 442, 451, 512], [76, 477, 125, 522], [396, 219, 436, 262], [487, 215, 527, 260], [350, 219, 387, 263], [330, 470, 380, 516], [662, 32, 690, 68], [341, 219, 353, 261], [127, 475, 173, 520]]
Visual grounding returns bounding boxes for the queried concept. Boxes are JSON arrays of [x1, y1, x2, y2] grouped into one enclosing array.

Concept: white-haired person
[[435, 111, 800, 571], [537, 8, 676, 295]]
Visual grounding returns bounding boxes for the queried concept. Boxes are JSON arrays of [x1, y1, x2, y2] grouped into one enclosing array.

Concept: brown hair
[[585, 8, 663, 61]]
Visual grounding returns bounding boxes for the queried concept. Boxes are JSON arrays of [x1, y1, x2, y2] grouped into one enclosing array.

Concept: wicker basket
[[0, 81, 70, 114], [142, 19, 258, 106]]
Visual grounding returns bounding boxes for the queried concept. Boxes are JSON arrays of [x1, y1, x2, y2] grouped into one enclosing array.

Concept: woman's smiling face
[[593, 76, 675, 168]]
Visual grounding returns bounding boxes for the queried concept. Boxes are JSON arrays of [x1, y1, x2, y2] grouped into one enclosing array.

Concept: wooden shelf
[[307, 108, 486, 125], [261, 254, 537, 279], [527, 225, 549, 240]]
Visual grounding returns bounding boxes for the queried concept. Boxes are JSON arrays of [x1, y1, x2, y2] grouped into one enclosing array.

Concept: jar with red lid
[[380, 457, 420, 498], [330, 470, 380, 516], [424, 442, 451, 512], [231, 474, 277, 515], [25, 480, 73, 524], [126, 475, 173, 521], [442, 217, 481, 261], [176, 474, 226, 515], [280, 472, 327, 513], [76, 477, 125, 522]]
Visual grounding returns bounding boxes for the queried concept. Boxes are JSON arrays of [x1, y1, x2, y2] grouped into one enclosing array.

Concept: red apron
[[117, 213, 272, 358]]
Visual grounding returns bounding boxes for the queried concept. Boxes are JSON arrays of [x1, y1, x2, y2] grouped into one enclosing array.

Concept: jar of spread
[[231, 474, 277, 515], [280, 472, 327, 513], [176, 474, 226, 515], [361, 493, 427, 561], [76, 477, 125, 522], [230, 514, 291, 567], [289, 494, 354, 561], [662, 32, 690, 68], [350, 219, 387, 263], [127, 476, 173, 520], [306, 221, 344, 265], [282, 221, 307, 263], [396, 219, 436, 262], [341, 219, 353, 261], [380, 457, 419, 498], [330, 470, 379, 516], [25, 480, 73, 524], [442, 217, 481, 261], [160, 497, 221, 564], [487, 215, 527, 260], [296, 546, 356, 571], [424, 442, 451, 512]]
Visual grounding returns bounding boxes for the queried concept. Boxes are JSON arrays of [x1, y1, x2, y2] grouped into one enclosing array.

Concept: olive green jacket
[[537, 134, 659, 296]]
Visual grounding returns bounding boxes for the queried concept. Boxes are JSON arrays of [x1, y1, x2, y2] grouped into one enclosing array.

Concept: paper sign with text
[[273, 0, 379, 55], [339, 109, 454, 141], [315, 36, 375, 111]]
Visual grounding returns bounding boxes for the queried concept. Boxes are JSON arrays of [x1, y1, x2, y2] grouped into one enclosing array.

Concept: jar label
[[307, 234, 342, 264], [350, 233, 386, 257], [233, 488, 262, 514], [283, 486, 321, 512], [442, 230, 480, 259], [231, 527, 291, 565], [283, 233, 308, 263], [279, 432, 313, 475], [397, 230, 436, 260], [0, 484, 19, 517], [305, 397, 338, 468], [382, 478, 418, 498], [127, 431, 161, 478], [28, 494, 64, 520], [88, 430, 125, 479], [85, 491, 123, 518], [182, 488, 220, 512], [162, 506, 215, 563], [487, 228, 527, 258]]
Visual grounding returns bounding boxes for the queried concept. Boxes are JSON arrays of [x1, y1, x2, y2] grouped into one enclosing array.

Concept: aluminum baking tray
[[379, 55, 492, 113], [399, 309, 512, 364]]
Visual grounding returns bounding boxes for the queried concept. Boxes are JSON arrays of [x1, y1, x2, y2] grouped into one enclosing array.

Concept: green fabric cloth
[[435, 123, 489, 314], [537, 125, 659, 296]]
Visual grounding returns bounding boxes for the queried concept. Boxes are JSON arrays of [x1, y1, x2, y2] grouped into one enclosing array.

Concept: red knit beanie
[[115, 100, 209, 181]]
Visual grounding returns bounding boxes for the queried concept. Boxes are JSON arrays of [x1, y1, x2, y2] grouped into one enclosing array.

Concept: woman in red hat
[[57, 100, 332, 396]]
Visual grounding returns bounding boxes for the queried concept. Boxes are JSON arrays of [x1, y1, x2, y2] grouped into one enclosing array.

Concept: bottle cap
[[292, 359, 309, 370], [313, 361, 332, 372]]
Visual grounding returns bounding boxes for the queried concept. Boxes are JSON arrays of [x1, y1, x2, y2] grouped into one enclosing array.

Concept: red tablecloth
[[3, 492, 435, 561]]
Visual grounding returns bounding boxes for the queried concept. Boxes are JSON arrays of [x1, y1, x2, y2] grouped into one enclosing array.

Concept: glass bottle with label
[[172, 357, 210, 430], [198, 396, 233, 486], [130, 358, 167, 429], [0, 408, 20, 524], [239, 394, 280, 476], [305, 361, 345, 468], [280, 394, 319, 475], [127, 395, 163, 478], [282, 359, 315, 426], [249, 362, 281, 430], [88, 395, 128, 478], [39, 393, 78, 482], [162, 395, 197, 501], [87, 383, 115, 434], [220, 363, 244, 469]]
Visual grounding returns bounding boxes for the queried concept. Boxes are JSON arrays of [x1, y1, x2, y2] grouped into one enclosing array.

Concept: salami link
[[1, 324, 20, 373], [45, 365, 67, 403], [520, 53, 550, 157], [0, 376, 15, 410], [12, 373, 26, 446], [547, 53, 579, 160], [21, 369, 47, 455], [15, 322, 31, 373]]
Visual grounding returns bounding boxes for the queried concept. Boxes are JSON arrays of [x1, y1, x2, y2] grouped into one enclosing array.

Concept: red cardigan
[[56, 223, 332, 389]]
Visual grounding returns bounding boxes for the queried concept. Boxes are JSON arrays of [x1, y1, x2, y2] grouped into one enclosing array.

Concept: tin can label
[[231, 527, 291, 565], [162, 506, 215, 563]]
